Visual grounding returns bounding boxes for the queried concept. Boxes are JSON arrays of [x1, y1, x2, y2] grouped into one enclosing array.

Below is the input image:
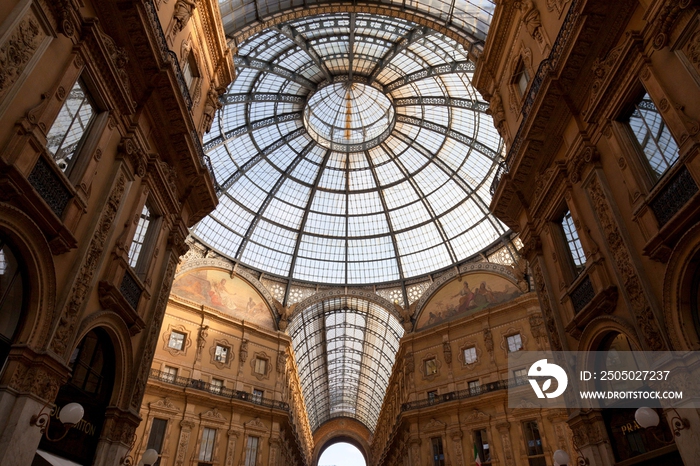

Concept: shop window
[[254, 357, 267, 375], [214, 344, 229, 363], [425, 357, 438, 376], [463, 346, 477, 365], [168, 331, 186, 350], [474, 429, 491, 464], [561, 210, 586, 273], [163, 365, 178, 383], [0, 239, 25, 372], [468, 379, 481, 395], [146, 418, 167, 466], [198, 427, 216, 463], [431, 437, 445, 466], [522, 421, 546, 466], [245, 436, 259, 466], [127, 202, 162, 277], [507, 333, 523, 352], [45, 78, 97, 174], [623, 92, 679, 181], [252, 389, 263, 404]]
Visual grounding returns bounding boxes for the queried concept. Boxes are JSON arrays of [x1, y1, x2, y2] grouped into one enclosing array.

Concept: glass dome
[[194, 12, 507, 285]]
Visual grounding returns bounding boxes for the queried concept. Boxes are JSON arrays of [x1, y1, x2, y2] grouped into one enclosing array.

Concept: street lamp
[[553, 449, 570, 465], [30, 402, 84, 442], [635, 406, 689, 438]]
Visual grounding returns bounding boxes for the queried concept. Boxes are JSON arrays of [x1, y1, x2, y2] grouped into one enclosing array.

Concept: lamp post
[[553, 449, 570, 465], [30, 402, 84, 442], [635, 406, 689, 438]]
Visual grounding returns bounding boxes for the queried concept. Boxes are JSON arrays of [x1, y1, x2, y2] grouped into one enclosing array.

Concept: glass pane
[[128, 205, 153, 268], [199, 427, 216, 461], [168, 332, 185, 350], [627, 93, 679, 179], [245, 436, 259, 466], [562, 211, 585, 270], [45, 79, 96, 172]]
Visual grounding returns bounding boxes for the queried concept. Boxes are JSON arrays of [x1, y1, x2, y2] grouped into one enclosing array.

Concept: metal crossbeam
[[368, 26, 430, 83], [221, 93, 305, 105], [393, 96, 489, 113], [203, 112, 302, 152], [277, 24, 333, 82], [234, 56, 317, 90], [383, 60, 475, 92]]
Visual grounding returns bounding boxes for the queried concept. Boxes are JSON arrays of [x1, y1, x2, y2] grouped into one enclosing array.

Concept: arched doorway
[[318, 442, 366, 466], [0, 237, 25, 373], [35, 328, 116, 465]]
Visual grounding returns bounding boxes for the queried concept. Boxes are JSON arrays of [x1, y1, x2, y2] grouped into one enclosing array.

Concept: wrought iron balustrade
[[570, 274, 594, 314], [649, 165, 699, 227], [149, 368, 289, 410], [120, 269, 143, 310], [28, 157, 71, 218], [401, 377, 529, 411]]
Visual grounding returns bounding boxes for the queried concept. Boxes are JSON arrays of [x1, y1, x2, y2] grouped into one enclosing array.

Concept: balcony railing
[[649, 165, 699, 227], [149, 369, 289, 411], [401, 377, 529, 411], [490, 0, 581, 196]]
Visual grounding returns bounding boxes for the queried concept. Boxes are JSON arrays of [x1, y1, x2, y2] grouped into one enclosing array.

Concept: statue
[[202, 89, 222, 134], [172, 0, 196, 37]]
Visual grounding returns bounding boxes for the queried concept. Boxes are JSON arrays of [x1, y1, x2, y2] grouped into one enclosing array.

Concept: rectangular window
[[211, 378, 223, 394], [625, 92, 679, 180], [146, 418, 167, 466], [431, 437, 445, 466], [45, 79, 97, 174], [523, 421, 546, 466], [245, 436, 259, 466], [507, 334, 523, 352], [561, 210, 585, 272], [428, 390, 437, 404], [425, 358, 438, 376], [463, 346, 477, 364], [254, 358, 267, 375], [474, 429, 491, 464], [128, 203, 161, 275], [163, 365, 178, 383], [512, 62, 530, 97], [468, 379, 481, 395], [214, 345, 229, 363], [168, 331, 186, 350], [252, 389, 263, 404], [182, 52, 200, 91], [198, 427, 216, 462], [514, 368, 527, 384]]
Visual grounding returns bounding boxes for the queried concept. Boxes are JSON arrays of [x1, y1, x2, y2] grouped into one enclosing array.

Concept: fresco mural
[[416, 273, 522, 330], [170, 268, 275, 329]]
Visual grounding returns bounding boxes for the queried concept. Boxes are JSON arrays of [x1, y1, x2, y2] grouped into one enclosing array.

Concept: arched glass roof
[[287, 297, 404, 432], [194, 12, 508, 285]]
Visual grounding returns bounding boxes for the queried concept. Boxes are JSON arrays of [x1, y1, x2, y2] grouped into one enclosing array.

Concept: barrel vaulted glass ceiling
[[287, 297, 404, 431], [194, 11, 509, 286]]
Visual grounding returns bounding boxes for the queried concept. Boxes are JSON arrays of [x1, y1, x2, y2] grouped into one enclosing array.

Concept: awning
[[35, 450, 84, 466]]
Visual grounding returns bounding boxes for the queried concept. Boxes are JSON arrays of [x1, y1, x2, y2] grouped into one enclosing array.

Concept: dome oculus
[[304, 82, 395, 151]]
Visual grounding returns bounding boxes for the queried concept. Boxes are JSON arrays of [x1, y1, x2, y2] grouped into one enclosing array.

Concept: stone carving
[[225, 431, 239, 466], [483, 328, 494, 357], [587, 45, 624, 114], [171, 0, 197, 38], [240, 339, 248, 363], [653, 1, 694, 50], [532, 262, 564, 351], [463, 409, 490, 423], [196, 324, 209, 361], [245, 417, 266, 430], [0, 10, 45, 103], [452, 432, 465, 466], [394, 302, 414, 332], [684, 30, 700, 75], [276, 350, 288, 374], [9, 365, 60, 401], [202, 89, 222, 134], [250, 351, 271, 380], [99, 29, 130, 96], [51, 174, 127, 355], [424, 418, 446, 432], [201, 407, 226, 421], [545, 0, 569, 14], [487, 92, 506, 137], [150, 397, 180, 411], [587, 175, 665, 350], [515, 0, 548, 52], [175, 420, 194, 466], [131, 256, 178, 407], [512, 255, 529, 292], [442, 340, 452, 365], [496, 422, 515, 466]]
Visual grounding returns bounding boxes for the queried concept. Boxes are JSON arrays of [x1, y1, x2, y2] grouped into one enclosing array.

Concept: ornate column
[[174, 419, 195, 466], [568, 410, 615, 466], [496, 422, 515, 466], [450, 430, 464, 466], [224, 429, 240, 466]]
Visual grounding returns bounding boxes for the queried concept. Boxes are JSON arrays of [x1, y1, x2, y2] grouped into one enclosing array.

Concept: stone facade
[[0, 0, 233, 464], [474, 0, 700, 464]]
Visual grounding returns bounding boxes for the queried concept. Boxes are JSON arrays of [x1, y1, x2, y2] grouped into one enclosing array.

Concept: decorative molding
[[532, 261, 564, 351], [50, 173, 127, 356], [161, 323, 192, 357], [209, 338, 234, 370], [149, 397, 180, 412], [250, 351, 272, 380], [420, 353, 441, 381], [586, 174, 666, 350], [424, 418, 446, 432]]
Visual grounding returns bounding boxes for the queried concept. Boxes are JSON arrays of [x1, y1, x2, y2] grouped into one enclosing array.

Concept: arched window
[[0, 238, 25, 373], [39, 329, 115, 465]]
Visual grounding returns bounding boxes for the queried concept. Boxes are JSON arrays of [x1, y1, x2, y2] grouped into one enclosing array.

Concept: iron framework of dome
[[194, 11, 508, 286]]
